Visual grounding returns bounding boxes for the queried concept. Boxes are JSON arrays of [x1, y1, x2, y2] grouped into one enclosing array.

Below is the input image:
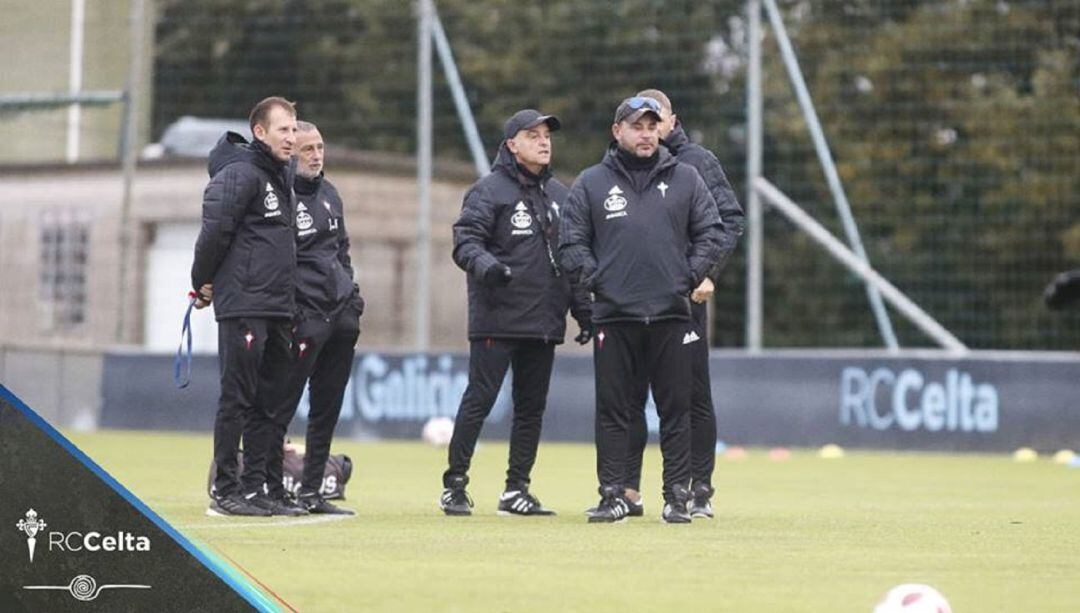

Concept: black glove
[[574, 322, 594, 345], [482, 264, 513, 287], [1045, 270, 1080, 310]]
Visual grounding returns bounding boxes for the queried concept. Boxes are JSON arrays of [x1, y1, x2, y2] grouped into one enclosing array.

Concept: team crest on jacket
[[511, 202, 534, 236], [296, 202, 316, 236], [604, 186, 628, 219], [264, 182, 279, 211]]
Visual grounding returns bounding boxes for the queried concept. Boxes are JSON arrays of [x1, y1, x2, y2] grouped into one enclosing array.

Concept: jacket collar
[[295, 172, 323, 196], [494, 141, 552, 188], [601, 141, 677, 187], [206, 131, 289, 187], [662, 121, 690, 154]]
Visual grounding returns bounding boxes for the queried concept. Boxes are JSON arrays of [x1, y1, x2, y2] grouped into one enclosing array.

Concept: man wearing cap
[[559, 96, 723, 523], [613, 88, 745, 519], [439, 109, 592, 517]]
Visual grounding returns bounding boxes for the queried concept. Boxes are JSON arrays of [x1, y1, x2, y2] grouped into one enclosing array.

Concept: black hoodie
[[191, 132, 297, 320], [663, 122, 744, 281], [452, 142, 591, 342], [558, 143, 722, 324], [293, 172, 363, 320]]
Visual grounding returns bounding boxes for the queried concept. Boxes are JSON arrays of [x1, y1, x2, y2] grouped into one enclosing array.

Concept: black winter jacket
[[664, 123, 745, 282], [452, 143, 591, 342], [558, 143, 722, 324], [293, 173, 364, 320], [191, 133, 297, 320]]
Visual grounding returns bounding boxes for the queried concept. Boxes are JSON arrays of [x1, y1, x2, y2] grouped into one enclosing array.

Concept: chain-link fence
[[153, 0, 1080, 350]]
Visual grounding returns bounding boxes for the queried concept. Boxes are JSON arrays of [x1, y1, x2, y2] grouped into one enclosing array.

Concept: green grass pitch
[[65, 430, 1079, 612]]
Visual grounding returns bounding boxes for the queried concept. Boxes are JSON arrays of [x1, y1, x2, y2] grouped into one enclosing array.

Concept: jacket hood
[[207, 132, 283, 179]]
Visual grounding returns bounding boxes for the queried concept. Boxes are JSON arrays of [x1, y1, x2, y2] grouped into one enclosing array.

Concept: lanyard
[[173, 292, 197, 389], [531, 186, 561, 278]]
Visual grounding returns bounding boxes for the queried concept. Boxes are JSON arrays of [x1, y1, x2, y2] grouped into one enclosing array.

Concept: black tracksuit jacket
[[558, 143, 723, 324], [452, 143, 591, 342], [293, 173, 364, 320], [663, 123, 745, 281], [192, 133, 297, 320]]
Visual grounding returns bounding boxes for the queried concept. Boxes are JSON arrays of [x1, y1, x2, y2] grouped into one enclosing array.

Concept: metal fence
[[152, 0, 1080, 350]]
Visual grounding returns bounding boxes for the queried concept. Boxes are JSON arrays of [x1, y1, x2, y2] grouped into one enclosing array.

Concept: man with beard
[[614, 88, 745, 519], [559, 96, 723, 523], [264, 120, 363, 515]]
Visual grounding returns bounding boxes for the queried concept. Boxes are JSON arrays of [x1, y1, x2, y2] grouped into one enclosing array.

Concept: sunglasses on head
[[624, 96, 661, 111]]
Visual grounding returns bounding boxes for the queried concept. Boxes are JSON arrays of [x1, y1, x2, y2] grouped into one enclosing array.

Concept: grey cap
[[613, 96, 663, 124], [503, 109, 561, 140]]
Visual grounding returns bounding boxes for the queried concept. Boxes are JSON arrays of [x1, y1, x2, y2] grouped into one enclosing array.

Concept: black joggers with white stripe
[[593, 320, 693, 504], [625, 300, 717, 492], [443, 338, 556, 491]]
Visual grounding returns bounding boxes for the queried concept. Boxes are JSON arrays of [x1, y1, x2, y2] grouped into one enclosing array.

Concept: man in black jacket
[[440, 109, 592, 517], [614, 88, 746, 519], [559, 96, 723, 524], [192, 96, 301, 517], [263, 121, 363, 516]]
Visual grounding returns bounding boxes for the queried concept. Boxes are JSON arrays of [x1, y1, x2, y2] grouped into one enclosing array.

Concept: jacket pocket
[[246, 242, 289, 296], [241, 246, 254, 289]]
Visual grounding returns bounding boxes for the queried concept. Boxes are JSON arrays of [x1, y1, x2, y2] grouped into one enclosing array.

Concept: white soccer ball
[[421, 416, 455, 447], [873, 584, 952, 613]]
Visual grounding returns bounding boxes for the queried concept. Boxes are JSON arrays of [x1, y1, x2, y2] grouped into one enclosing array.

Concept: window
[[39, 211, 90, 330]]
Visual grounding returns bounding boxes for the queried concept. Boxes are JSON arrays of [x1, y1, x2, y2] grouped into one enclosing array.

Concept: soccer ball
[[873, 584, 952, 613], [421, 416, 455, 447]]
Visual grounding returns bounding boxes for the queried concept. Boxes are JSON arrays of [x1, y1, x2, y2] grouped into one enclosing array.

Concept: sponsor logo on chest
[[263, 182, 281, 217], [510, 202, 534, 236], [296, 202, 316, 237], [604, 186, 628, 220]]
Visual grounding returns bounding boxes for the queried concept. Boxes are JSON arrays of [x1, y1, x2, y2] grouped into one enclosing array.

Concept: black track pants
[[266, 304, 361, 498], [212, 317, 293, 498], [593, 320, 691, 503], [443, 338, 556, 491], [625, 303, 717, 490]]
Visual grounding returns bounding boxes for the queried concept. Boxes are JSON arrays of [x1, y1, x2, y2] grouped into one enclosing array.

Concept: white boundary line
[[177, 514, 355, 530]]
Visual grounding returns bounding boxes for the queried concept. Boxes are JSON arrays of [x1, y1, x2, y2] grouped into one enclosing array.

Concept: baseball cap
[[613, 96, 663, 124], [503, 109, 561, 140]]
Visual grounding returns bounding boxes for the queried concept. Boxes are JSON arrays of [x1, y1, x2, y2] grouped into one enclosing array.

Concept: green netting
[[153, 0, 1080, 349]]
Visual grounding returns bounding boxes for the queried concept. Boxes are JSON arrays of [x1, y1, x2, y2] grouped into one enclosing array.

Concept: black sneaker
[[584, 497, 643, 517], [587, 486, 631, 523], [206, 493, 272, 517], [497, 489, 556, 516], [440, 476, 473, 516], [689, 482, 715, 519], [661, 484, 692, 524], [298, 493, 355, 516], [253, 494, 308, 517]]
